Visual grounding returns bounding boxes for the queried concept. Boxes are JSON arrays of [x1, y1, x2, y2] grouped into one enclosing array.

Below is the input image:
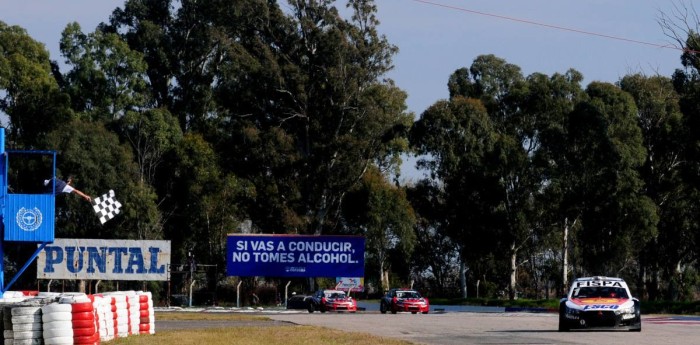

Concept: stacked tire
[[106, 297, 118, 339], [136, 292, 154, 335], [92, 296, 113, 342], [126, 292, 139, 336], [65, 296, 99, 345], [11, 306, 42, 345], [42, 303, 73, 345], [105, 294, 128, 338]]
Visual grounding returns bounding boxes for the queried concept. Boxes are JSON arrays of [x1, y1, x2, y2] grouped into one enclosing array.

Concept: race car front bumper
[[563, 309, 640, 330]]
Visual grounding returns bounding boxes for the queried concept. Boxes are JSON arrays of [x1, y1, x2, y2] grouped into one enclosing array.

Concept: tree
[[42, 119, 161, 240], [60, 22, 150, 121], [0, 21, 71, 147], [343, 167, 416, 292], [566, 82, 658, 276], [410, 92, 499, 297], [406, 179, 460, 296], [619, 74, 689, 299]]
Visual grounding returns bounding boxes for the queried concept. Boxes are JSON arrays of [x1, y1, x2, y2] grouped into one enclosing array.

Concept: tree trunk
[[460, 260, 467, 298], [379, 260, 389, 293], [562, 217, 569, 296], [509, 243, 517, 300]]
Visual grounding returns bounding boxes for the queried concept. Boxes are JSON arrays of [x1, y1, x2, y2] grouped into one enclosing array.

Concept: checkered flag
[[92, 190, 122, 224]]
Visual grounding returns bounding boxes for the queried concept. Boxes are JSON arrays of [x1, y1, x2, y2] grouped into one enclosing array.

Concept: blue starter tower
[[0, 128, 56, 292]]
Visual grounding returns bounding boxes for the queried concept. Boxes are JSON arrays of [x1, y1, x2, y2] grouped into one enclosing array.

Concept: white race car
[[559, 276, 641, 332]]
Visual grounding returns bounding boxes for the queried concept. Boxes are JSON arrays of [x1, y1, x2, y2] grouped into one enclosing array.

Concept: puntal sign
[[37, 238, 171, 281]]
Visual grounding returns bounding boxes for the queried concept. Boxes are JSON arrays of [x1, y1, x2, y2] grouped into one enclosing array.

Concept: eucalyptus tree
[[161, 133, 253, 273], [208, 0, 412, 235], [410, 93, 499, 296], [566, 82, 657, 277], [444, 55, 559, 300], [343, 167, 416, 292], [521, 70, 586, 294], [41, 119, 159, 240], [0, 21, 71, 147], [104, 0, 412, 237], [59, 21, 178, 242], [405, 179, 460, 296], [60, 22, 151, 121], [667, 22, 700, 289], [618, 74, 689, 299]]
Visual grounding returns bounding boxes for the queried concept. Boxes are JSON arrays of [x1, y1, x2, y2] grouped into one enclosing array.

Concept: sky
[[0, 0, 688, 180]]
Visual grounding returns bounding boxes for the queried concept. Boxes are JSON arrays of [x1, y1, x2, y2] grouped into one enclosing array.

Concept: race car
[[307, 289, 357, 313], [559, 276, 641, 332], [380, 288, 430, 314]]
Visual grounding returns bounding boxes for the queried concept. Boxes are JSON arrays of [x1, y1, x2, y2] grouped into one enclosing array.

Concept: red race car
[[307, 289, 357, 313], [380, 288, 430, 314]]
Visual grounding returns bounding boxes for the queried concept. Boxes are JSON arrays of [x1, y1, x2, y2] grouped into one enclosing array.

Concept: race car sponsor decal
[[572, 298, 626, 305], [574, 280, 624, 287], [570, 298, 630, 310]]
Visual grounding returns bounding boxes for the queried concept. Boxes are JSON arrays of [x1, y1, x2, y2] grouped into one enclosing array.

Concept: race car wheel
[[379, 302, 387, 314], [411, 312, 417, 314], [422, 311, 429, 314], [307, 302, 315, 313], [391, 307, 397, 315], [558, 304, 570, 332], [629, 301, 642, 332]]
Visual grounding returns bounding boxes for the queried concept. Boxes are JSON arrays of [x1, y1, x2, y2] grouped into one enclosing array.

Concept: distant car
[[380, 288, 429, 314], [286, 293, 310, 310], [559, 276, 641, 332], [307, 289, 357, 313]]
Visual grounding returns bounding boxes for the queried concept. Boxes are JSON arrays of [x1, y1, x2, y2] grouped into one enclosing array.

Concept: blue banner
[[226, 235, 364, 277]]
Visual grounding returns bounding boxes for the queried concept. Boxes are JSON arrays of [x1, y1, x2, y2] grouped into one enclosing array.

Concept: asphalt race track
[[267, 312, 700, 345]]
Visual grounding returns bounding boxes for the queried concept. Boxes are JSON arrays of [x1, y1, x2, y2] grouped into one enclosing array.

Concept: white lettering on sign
[[37, 238, 171, 281], [574, 281, 624, 288]]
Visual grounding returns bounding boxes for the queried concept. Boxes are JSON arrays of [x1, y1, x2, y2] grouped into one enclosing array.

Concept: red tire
[[72, 319, 95, 329], [74, 333, 99, 344], [72, 327, 96, 337], [140, 302, 150, 310], [140, 316, 151, 323], [139, 323, 150, 332], [71, 311, 95, 321], [71, 302, 94, 313], [139, 295, 149, 303]]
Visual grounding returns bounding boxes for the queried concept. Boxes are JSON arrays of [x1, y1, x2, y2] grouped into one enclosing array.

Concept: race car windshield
[[327, 292, 346, 299], [399, 292, 421, 299], [572, 287, 629, 299]]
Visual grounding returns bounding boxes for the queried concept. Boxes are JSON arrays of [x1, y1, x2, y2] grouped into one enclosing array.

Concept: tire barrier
[[136, 292, 154, 335], [11, 306, 42, 345], [0, 290, 157, 345], [126, 292, 139, 336], [103, 293, 128, 338]]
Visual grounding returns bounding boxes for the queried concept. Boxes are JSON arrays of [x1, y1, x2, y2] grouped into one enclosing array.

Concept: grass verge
[[109, 325, 414, 345], [108, 312, 414, 345]]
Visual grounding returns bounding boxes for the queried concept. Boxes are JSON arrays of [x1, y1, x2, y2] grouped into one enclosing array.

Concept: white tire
[[43, 328, 73, 338], [43, 336, 73, 345], [11, 315, 42, 324], [12, 330, 42, 340], [13, 339, 43, 345], [58, 295, 90, 304], [12, 323, 41, 332], [10, 307, 41, 317], [42, 312, 72, 323], [42, 320, 72, 330], [3, 329, 12, 338], [42, 304, 72, 313]]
